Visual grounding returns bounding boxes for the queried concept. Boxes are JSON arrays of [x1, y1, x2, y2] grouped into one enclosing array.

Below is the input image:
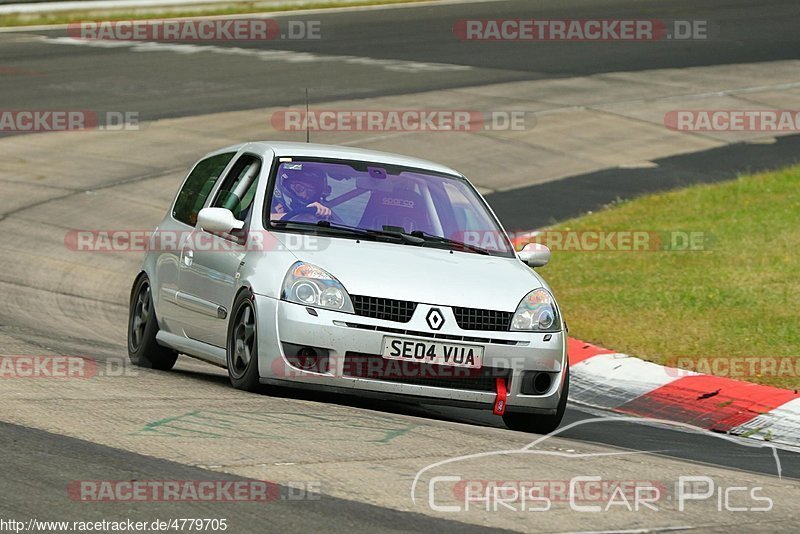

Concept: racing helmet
[[275, 163, 329, 212]]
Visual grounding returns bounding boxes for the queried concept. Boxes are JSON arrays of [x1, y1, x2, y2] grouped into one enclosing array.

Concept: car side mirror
[[197, 207, 244, 234], [518, 242, 551, 267]]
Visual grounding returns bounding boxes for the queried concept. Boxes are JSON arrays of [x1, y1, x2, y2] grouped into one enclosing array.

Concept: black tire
[[226, 291, 261, 392], [128, 275, 178, 370], [503, 365, 569, 434]]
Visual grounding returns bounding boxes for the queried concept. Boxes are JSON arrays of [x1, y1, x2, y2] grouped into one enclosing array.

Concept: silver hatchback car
[[128, 141, 568, 433]]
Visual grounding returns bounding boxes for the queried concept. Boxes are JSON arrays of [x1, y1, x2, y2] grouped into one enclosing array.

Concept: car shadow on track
[[166, 359, 800, 481], [168, 358, 508, 430]]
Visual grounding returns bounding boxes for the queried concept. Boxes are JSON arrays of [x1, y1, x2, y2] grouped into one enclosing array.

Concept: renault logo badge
[[426, 308, 444, 330]]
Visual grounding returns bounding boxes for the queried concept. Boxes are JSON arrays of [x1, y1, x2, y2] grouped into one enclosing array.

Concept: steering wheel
[[282, 205, 344, 224], [282, 205, 318, 222]]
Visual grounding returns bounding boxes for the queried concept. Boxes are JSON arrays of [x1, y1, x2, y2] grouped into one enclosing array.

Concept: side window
[[172, 152, 235, 226], [212, 155, 261, 221]]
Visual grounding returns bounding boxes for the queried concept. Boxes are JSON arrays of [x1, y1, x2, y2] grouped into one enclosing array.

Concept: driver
[[270, 164, 332, 220]]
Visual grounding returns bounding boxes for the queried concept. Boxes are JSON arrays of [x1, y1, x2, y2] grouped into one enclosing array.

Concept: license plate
[[381, 337, 484, 369]]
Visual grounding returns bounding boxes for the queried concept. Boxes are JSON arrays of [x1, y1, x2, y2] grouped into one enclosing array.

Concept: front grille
[[452, 306, 513, 331], [351, 295, 417, 323], [343, 352, 510, 392]]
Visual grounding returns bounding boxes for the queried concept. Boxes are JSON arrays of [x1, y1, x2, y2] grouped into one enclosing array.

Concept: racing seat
[[357, 186, 432, 234]]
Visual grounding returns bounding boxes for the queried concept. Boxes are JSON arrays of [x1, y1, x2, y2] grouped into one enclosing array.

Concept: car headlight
[[510, 288, 561, 332], [281, 261, 354, 313]]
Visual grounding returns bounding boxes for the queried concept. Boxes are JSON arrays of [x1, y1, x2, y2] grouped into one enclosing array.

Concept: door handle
[[183, 248, 194, 267]]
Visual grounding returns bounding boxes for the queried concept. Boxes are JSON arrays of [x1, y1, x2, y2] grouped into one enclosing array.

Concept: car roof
[[206, 141, 462, 176]]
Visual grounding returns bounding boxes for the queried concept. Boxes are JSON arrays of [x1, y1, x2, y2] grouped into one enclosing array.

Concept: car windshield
[[266, 158, 514, 257]]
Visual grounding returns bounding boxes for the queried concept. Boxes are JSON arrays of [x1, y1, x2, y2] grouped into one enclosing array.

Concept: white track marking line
[[0, 0, 507, 28], [40, 35, 472, 73], [730, 397, 800, 449]]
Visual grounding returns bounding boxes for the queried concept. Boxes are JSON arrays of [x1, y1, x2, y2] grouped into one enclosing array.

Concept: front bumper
[[254, 295, 567, 414]]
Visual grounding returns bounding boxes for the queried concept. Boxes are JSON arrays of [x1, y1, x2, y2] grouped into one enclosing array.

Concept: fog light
[[283, 343, 329, 373], [533, 372, 552, 394], [295, 347, 316, 370], [521, 371, 554, 395]]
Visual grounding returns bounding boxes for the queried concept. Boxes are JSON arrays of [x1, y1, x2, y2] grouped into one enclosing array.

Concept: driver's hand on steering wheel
[[308, 202, 332, 219]]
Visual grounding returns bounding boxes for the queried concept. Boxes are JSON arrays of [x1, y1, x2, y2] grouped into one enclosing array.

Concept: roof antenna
[[305, 88, 310, 144]]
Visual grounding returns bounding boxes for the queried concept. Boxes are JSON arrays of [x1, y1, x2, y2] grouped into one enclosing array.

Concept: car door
[[155, 150, 237, 335], [178, 153, 263, 348]]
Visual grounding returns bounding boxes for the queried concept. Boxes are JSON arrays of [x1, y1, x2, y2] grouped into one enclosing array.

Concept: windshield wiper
[[271, 220, 423, 244], [409, 230, 491, 255], [271, 219, 376, 239], [271, 220, 488, 254], [322, 221, 426, 244]]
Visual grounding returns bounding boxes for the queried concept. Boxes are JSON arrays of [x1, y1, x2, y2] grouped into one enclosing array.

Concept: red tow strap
[[493, 378, 507, 415]]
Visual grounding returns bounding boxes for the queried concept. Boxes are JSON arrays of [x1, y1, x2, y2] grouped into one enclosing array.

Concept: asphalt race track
[[1, 0, 800, 123], [1, 0, 799, 532]]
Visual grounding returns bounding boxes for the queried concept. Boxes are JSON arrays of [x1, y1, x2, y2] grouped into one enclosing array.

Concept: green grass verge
[[538, 165, 800, 390], [0, 0, 430, 27]]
